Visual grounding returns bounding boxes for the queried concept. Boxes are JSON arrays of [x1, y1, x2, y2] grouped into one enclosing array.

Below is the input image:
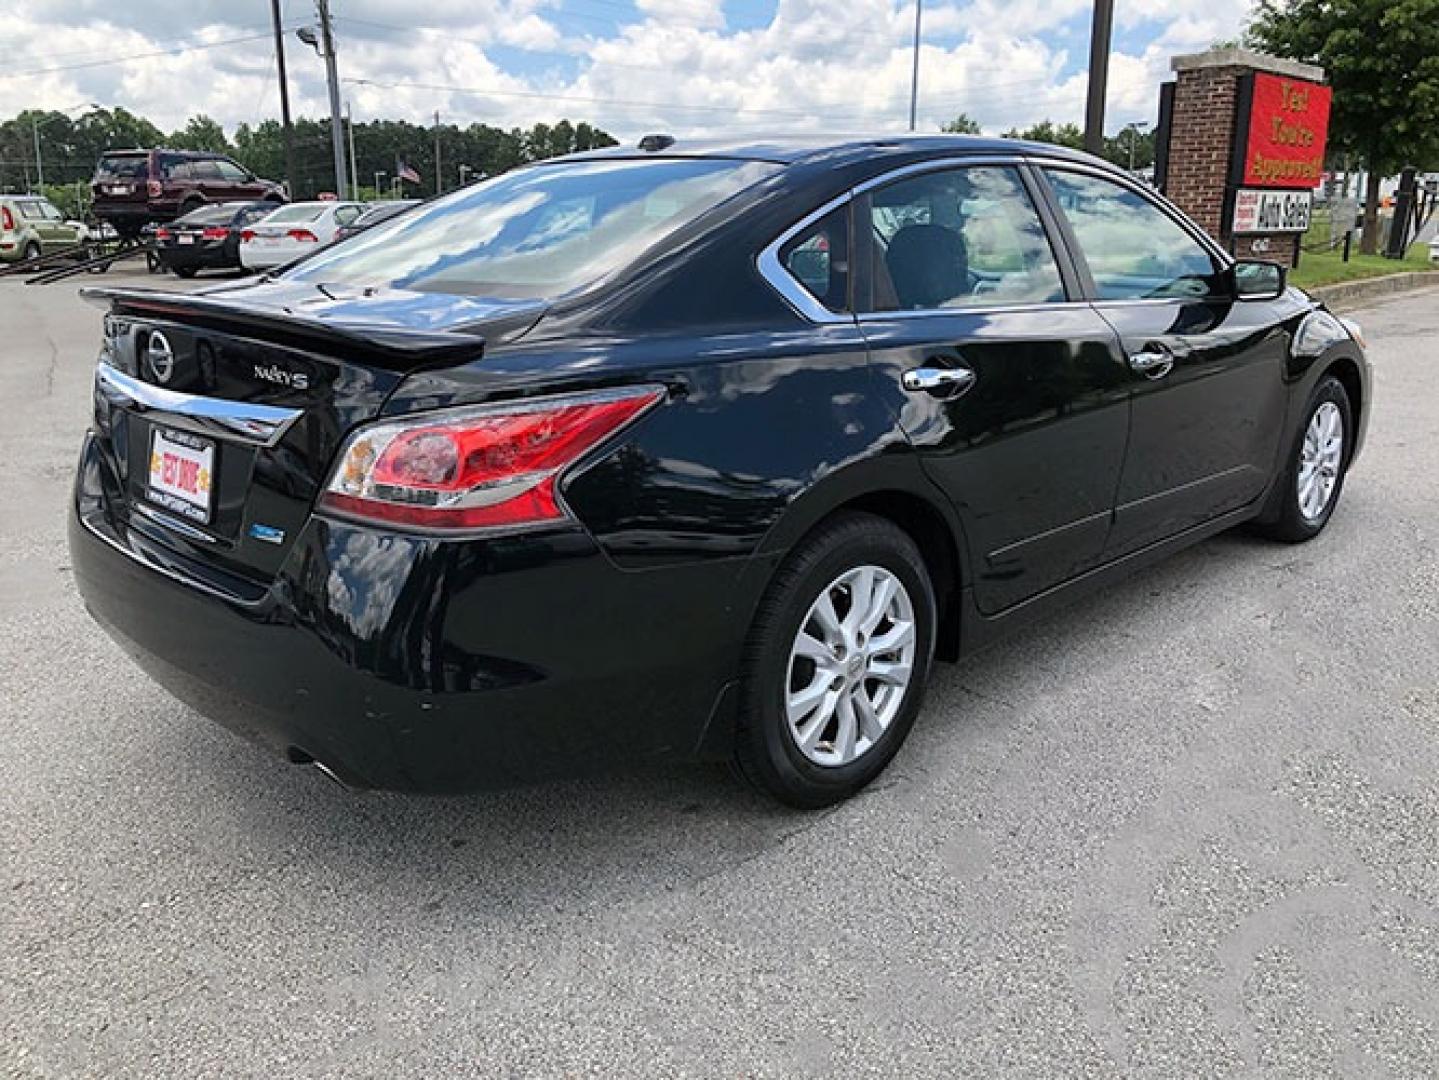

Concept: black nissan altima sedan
[[70, 135, 1370, 807]]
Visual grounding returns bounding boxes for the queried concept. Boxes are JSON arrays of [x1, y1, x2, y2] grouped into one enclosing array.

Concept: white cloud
[[1, 1, 1259, 141]]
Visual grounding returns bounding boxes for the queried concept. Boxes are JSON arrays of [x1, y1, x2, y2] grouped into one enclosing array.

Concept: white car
[[239, 200, 365, 270]]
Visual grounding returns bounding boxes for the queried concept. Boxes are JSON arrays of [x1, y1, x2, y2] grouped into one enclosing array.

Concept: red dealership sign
[[1239, 71, 1332, 188]]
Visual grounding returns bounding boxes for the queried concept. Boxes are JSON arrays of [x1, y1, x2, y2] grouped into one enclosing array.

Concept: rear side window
[[862, 166, 1065, 311], [215, 160, 249, 182], [16, 201, 46, 221], [780, 207, 849, 313], [95, 154, 150, 180], [1043, 170, 1218, 300], [188, 160, 221, 181]]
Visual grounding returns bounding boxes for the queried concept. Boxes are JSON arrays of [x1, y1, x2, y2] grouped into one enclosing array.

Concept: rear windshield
[[284, 158, 778, 298], [176, 203, 247, 225], [262, 204, 327, 224], [95, 153, 150, 180]]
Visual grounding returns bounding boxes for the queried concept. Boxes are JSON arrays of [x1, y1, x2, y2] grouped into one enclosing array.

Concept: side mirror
[[1231, 259, 1287, 301]]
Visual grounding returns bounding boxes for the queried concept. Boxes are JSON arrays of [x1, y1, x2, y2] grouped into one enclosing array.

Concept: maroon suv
[[91, 149, 286, 238]]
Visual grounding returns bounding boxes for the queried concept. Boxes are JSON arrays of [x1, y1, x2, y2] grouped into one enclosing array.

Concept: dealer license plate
[[177, 233, 195, 245], [147, 428, 215, 524]]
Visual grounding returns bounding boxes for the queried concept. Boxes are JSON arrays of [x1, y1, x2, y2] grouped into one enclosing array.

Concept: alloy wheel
[[1297, 401, 1344, 521], [785, 564, 917, 767]]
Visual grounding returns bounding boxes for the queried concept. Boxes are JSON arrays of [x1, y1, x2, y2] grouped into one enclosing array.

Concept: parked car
[[238, 200, 365, 270], [333, 199, 421, 242], [70, 136, 1370, 806], [153, 202, 279, 278], [91, 149, 285, 238], [0, 195, 89, 262]]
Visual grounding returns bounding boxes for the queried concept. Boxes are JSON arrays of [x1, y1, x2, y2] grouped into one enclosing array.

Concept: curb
[[1309, 271, 1439, 311]]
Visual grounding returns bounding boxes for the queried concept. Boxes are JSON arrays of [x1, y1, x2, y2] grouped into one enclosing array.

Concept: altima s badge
[[248, 523, 286, 544], [252, 363, 310, 391]]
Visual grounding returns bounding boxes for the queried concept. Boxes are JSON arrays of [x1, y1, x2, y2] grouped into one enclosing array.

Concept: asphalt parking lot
[[3, 269, 1438, 1078]]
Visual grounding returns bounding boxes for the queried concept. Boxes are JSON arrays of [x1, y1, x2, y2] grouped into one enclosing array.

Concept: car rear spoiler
[[80, 286, 494, 370]]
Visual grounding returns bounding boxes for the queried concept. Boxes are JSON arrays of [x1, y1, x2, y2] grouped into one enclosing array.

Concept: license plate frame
[[146, 427, 215, 525], [177, 233, 195, 245]]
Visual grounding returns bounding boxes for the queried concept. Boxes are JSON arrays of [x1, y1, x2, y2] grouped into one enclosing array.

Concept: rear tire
[[1253, 375, 1352, 543], [733, 512, 935, 809]]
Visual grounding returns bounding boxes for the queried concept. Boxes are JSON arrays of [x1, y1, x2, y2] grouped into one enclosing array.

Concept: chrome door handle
[[902, 366, 976, 397], [1128, 348, 1175, 379]]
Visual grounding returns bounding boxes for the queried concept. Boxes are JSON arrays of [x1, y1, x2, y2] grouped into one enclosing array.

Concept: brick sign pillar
[[1155, 47, 1328, 267]]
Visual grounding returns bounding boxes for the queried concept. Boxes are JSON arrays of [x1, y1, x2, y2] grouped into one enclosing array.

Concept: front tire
[[1254, 375, 1352, 543], [733, 512, 935, 808], [172, 265, 197, 279]]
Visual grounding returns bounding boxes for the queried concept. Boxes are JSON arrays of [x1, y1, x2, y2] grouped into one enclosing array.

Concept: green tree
[[169, 115, 230, 154], [1102, 123, 1156, 172], [1003, 120, 1084, 149], [940, 113, 982, 135], [1247, 0, 1439, 253]]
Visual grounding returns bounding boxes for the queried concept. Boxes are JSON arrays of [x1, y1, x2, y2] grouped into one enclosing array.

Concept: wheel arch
[[1321, 355, 1364, 465], [755, 463, 970, 663]]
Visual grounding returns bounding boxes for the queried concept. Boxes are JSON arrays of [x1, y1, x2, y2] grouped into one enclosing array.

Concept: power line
[[0, 27, 307, 80]]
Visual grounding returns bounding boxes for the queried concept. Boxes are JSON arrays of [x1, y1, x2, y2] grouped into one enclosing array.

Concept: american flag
[[396, 160, 421, 185]]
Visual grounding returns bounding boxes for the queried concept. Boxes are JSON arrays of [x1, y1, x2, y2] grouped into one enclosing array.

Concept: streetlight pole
[[908, 0, 923, 132], [315, 0, 348, 198], [374, 171, 386, 198], [346, 100, 359, 196], [1127, 121, 1149, 173]]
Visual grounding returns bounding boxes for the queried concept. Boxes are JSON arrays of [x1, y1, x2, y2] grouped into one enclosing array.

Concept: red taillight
[[286, 228, 319, 242], [201, 226, 229, 240], [240, 229, 255, 242], [147, 179, 163, 198], [0, 207, 13, 232], [318, 387, 665, 533], [155, 227, 172, 241]]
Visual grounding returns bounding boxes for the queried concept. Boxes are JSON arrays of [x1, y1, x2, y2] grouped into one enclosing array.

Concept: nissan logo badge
[[146, 331, 175, 384]]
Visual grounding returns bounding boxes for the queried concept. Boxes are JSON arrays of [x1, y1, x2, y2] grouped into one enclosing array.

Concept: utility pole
[[346, 100, 359, 196], [269, 0, 296, 198], [908, 0, 923, 132], [1083, 0, 1114, 155], [31, 116, 43, 189], [315, 0, 348, 198], [434, 111, 442, 197]]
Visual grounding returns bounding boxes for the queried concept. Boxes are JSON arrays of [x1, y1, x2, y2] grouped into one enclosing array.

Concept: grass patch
[[1290, 241, 1436, 290]]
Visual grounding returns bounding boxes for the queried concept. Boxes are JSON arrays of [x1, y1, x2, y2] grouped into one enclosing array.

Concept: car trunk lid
[[81, 282, 546, 588]]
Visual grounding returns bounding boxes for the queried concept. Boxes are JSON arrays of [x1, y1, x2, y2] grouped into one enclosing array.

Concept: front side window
[[286, 158, 777, 299], [1043, 170, 1218, 300], [863, 166, 1064, 312], [779, 207, 849, 312]]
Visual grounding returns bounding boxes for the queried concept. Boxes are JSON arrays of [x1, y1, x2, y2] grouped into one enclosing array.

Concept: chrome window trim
[[755, 190, 855, 325], [95, 362, 304, 448], [757, 151, 1234, 325]]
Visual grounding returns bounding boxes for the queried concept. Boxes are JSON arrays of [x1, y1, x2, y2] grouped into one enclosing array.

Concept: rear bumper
[[69, 433, 759, 791]]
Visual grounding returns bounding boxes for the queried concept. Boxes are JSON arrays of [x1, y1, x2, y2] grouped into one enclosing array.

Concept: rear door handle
[[1128, 347, 1175, 379], [902, 365, 976, 398]]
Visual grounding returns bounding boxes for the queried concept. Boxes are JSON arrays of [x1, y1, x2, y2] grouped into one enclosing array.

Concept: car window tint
[[333, 205, 363, 226], [780, 207, 849, 312], [187, 160, 221, 181], [40, 201, 63, 221], [178, 203, 242, 225], [863, 166, 1064, 311], [95, 154, 149, 179], [264, 204, 326, 223], [1043, 170, 1218, 300], [215, 160, 249, 181], [16, 201, 46, 221], [285, 158, 778, 299]]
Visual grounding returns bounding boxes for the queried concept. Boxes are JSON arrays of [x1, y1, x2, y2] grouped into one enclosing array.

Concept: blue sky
[[6, 0, 1257, 138]]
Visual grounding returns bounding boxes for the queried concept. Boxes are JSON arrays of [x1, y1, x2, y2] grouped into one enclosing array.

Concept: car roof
[[555, 133, 1104, 168]]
